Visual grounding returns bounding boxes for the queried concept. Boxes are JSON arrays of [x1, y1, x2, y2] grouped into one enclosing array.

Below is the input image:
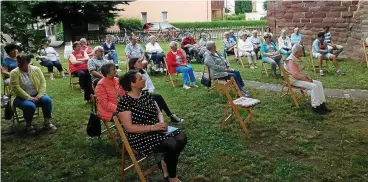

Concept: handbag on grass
[[200, 72, 211, 87], [86, 98, 101, 137]]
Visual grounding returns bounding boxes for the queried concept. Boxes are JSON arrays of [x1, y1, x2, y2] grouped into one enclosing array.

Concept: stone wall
[[267, 0, 368, 60]]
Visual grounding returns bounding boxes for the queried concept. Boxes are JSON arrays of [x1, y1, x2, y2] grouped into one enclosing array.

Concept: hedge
[[170, 20, 267, 29], [116, 18, 143, 32]]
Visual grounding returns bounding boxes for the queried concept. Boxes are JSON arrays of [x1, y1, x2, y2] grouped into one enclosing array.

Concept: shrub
[[170, 20, 266, 29], [224, 13, 245, 21], [116, 18, 143, 32]]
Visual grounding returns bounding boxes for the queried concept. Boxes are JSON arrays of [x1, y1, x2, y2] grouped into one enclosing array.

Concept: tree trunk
[[63, 20, 73, 42]]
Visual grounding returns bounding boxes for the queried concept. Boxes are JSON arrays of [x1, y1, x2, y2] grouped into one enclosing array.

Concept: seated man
[[88, 46, 112, 87], [290, 27, 305, 56], [145, 35, 165, 72], [312, 32, 345, 76], [181, 32, 200, 62], [103, 35, 119, 70], [285, 44, 331, 115], [278, 29, 292, 58], [250, 30, 262, 59], [229, 29, 237, 42], [125, 35, 148, 68], [204, 41, 250, 97], [10, 53, 57, 134], [223, 32, 239, 61], [323, 26, 343, 58]]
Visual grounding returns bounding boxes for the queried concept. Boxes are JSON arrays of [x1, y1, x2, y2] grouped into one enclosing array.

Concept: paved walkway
[[193, 72, 368, 99]]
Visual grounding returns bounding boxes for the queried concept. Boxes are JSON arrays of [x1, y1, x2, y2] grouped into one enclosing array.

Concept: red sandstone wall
[[267, 0, 368, 60]]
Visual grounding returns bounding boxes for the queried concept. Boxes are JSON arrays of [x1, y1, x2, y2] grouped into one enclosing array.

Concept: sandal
[[157, 160, 169, 181]]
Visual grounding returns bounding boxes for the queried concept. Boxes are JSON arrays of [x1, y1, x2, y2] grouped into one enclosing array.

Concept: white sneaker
[[190, 82, 198, 87], [250, 66, 255, 70], [183, 85, 191, 89], [254, 65, 258, 69], [320, 70, 325, 76], [50, 77, 55, 80]]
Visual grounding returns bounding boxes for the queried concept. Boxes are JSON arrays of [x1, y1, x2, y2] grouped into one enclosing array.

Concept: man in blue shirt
[[323, 26, 343, 58], [223, 32, 239, 62]]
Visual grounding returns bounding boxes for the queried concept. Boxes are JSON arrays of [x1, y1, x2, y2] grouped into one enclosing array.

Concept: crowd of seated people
[[37, 39, 65, 80]]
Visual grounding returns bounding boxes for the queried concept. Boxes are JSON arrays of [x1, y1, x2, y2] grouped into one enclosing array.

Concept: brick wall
[[267, 0, 368, 60]]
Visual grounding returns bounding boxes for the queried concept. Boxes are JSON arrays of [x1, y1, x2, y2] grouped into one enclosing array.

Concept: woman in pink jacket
[[95, 63, 126, 122]]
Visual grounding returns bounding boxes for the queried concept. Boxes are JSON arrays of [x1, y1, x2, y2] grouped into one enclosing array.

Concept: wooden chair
[[362, 42, 368, 68], [224, 47, 246, 68], [90, 94, 119, 152], [221, 77, 260, 134], [164, 58, 181, 87], [112, 116, 159, 182], [68, 67, 79, 89], [202, 65, 228, 96], [309, 45, 330, 73], [261, 62, 271, 77], [279, 67, 306, 108]]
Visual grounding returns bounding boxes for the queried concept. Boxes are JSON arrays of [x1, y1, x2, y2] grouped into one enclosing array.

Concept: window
[[162, 11, 168, 22], [141, 12, 147, 23]]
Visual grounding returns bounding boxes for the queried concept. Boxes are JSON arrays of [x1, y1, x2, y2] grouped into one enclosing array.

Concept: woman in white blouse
[[145, 35, 165, 71], [278, 29, 292, 58], [238, 33, 257, 69], [37, 39, 65, 79]]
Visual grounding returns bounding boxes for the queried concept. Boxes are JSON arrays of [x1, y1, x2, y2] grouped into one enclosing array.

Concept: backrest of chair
[[203, 64, 214, 80], [280, 67, 292, 87], [222, 77, 242, 104], [90, 94, 98, 113]]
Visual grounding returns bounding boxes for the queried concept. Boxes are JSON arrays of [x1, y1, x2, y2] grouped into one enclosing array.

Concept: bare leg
[[318, 55, 323, 71], [330, 55, 339, 71]]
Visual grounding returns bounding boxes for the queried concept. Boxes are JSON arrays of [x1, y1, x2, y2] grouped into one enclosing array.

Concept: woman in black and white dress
[[117, 70, 187, 182]]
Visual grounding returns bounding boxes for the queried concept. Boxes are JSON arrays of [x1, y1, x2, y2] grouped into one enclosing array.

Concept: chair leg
[[121, 144, 126, 181], [239, 57, 245, 68], [233, 108, 248, 133], [222, 104, 231, 129], [104, 121, 119, 152], [289, 89, 300, 108]]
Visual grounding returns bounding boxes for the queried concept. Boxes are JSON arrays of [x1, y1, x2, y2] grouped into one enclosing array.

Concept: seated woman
[[181, 32, 200, 61], [80, 38, 94, 59], [223, 32, 239, 61], [94, 63, 126, 122], [237, 33, 257, 69], [261, 33, 284, 78], [167, 41, 198, 89], [10, 53, 57, 134], [118, 70, 187, 182], [68, 41, 93, 101], [37, 39, 65, 80], [285, 44, 331, 115], [1, 43, 18, 85], [278, 29, 292, 58], [102, 35, 119, 67], [146, 35, 165, 71], [204, 41, 250, 97], [129, 58, 184, 123]]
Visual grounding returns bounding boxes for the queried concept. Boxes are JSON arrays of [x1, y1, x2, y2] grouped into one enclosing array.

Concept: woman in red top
[[80, 38, 93, 59], [69, 41, 93, 101], [167, 41, 197, 89]]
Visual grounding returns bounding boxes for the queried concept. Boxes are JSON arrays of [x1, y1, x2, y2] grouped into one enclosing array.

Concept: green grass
[[2, 42, 368, 182]]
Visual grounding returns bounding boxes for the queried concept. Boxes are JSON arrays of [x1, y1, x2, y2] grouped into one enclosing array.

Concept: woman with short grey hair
[[145, 35, 165, 71], [204, 41, 250, 97], [284, 44, 330, 114], [80, 38, 93, 58]]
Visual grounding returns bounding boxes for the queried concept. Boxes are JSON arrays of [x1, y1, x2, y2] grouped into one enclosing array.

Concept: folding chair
[[362, 42, 368, 68], [221, 77, 260, 133], [279, 67, 306, 108], [261, 62, 271, 77], [68, 67, 79, 89], [90, 94, 119, 152], [12, 97, 40, 125], [224, 47, 245, 68], [309, 45, 330, 73], [203, 65, 228, 96], [112, 116, 159, 182], [164, 58, 180, 87]]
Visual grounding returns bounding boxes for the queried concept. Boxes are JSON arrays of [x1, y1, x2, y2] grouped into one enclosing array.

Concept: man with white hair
[[223, 31, 239, 62], [284, 44, 331, 115], [250, 30, 261, 59], [88, 46, 112, 86]]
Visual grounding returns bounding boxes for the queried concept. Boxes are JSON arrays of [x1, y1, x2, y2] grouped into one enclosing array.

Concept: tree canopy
[[235, 0, 252, 14], [263, 0, 268, 11]]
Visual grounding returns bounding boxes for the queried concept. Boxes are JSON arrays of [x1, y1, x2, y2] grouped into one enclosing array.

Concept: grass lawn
[[1, 41, 368, 181]]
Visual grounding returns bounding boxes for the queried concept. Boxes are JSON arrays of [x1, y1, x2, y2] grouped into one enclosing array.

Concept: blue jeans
[[150, 53, 165, 65], [175, 65, 196, 85], [13, 95, 52, 124], [280, 48, 292, 58], [220, 70, 245, 89], [107, 52, 118, 65], [40, 60, 63, 72]]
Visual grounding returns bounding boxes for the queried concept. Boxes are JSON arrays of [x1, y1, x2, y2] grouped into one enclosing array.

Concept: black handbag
[[200, 72, 211, 88], [3, 96, 13, 120], [86, 99, 101, 137]]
